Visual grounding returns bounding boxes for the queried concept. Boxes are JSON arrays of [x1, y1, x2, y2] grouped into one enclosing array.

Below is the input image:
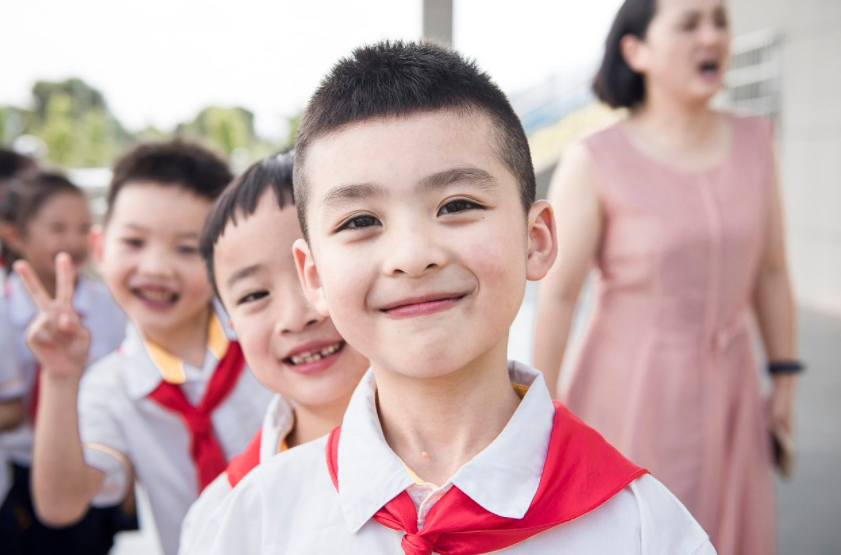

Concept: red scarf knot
[[147, 341, 245, 491], [402, 533, 436, 555]]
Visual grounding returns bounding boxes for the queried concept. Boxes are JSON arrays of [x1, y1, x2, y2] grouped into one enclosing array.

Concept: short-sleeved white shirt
[[188, 363, 716, 555], [178, 394, 294, 554], [0, 285, 25, 401], [0, 284, 25, 505], [78, 319, 273, 555], [0, 273, 126, 465]]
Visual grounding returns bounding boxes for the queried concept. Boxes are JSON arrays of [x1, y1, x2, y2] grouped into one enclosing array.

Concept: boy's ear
[[293, 238, 330, 317], [525, 200, 558, 281], [89, 224, 105, 270]]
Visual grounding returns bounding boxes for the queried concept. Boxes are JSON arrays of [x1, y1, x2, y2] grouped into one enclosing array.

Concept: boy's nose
[[138, 248, 175, 277], [382, 224, 448, 278], [275, 286, 323, 335]]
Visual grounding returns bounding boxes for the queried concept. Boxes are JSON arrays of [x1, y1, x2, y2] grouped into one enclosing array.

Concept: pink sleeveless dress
[[562, 114, 777, 555]]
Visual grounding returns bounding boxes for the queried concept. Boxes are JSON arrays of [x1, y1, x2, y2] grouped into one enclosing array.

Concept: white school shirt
[[78, 317, 273, 555], [0, 273, 126, 465], [188, 362, 716, 555], [178, 394, 294, 555], [0, 287, 26, 505]]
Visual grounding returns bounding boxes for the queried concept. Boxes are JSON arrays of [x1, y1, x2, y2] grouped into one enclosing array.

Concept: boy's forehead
[[107, 182, 211, 230], [304, 110, 512, 201]]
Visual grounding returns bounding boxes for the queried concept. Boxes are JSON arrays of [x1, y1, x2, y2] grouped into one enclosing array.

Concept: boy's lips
[[131, 285, 180, 310], [282, 339, 346, 376], [379, 292, 467, 319]]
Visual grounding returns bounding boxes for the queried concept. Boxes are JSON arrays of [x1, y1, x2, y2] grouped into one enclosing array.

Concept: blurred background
[[1, 0, 838, 553]]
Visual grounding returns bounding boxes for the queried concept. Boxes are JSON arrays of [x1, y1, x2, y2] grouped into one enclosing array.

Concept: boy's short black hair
[[106, 140, 232, 221], [293, 40, 535, 239], [199, 150, 295, 299], [593, 0, 657, 109]]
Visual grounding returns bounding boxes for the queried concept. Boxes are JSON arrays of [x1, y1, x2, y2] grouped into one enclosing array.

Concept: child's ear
[[0, 222, 24, 255], [293, 238, 329, 317], [525, 200, 558, 281], [89, 224, 105, 270]]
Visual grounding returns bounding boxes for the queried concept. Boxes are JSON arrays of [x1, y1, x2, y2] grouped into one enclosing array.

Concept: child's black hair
[[592, 0, 657, 109], [0, 171, 85, 272], [106, 140, 232, 221], [0, 149, 37, 182], [293, 40, 535, 239], [199, 149, 295, 299]]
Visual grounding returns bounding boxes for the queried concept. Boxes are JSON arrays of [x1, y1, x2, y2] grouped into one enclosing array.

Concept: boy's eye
[[438, 199, 483, 216], [177, 245, 199, 255], [338, 214, 381, 231], [237, 291, 269, 305], [123, 238, 143, 249]]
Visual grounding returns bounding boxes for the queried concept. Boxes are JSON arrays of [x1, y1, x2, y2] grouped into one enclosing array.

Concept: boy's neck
[[285, 394, 351, 449], [375, 339, 521, 486], [141, 305, 213, 369]]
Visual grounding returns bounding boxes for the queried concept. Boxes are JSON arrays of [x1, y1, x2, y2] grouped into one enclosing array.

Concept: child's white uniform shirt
[[78, 317, 273, 555], [0, 287, 26, 505], [188, 363, 716, 554], [0, 273, 126, 466], [177, 394, 294, 554]]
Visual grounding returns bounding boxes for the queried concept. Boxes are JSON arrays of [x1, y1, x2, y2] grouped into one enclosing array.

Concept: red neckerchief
[[147, 341, 245, 491], [226, 429, 262, 488], [327, 401, 648, 555]]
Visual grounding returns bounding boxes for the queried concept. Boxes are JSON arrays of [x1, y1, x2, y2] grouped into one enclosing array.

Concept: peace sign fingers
[[13, 259, 52, 311], [55, 252, 76, 305]]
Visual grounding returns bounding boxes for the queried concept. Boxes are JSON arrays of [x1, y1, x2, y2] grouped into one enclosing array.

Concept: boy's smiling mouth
[[379, 293, 467, 319], [282, 340, 347, 374], [131, 285, 180, 309]]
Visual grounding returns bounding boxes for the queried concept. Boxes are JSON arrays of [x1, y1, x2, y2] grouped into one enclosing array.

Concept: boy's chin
[[125, 301, 208, 336]]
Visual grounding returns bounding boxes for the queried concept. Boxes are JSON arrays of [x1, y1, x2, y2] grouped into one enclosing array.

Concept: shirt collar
[[259, 395, 296, 463], [337, 361, 555, 533], [121, 309, 229, 399], [143, 312, 228, 385]]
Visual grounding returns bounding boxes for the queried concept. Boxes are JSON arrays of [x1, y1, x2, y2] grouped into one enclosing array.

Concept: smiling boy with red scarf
[[187, 41, 715, 555]]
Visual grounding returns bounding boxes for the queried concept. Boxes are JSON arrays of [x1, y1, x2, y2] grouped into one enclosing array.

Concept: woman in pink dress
[[533, 0, 800, 553]]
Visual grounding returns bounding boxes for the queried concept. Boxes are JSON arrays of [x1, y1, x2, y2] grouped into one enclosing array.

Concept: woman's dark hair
[[0, 171, 85, 272], [593, 0, 657, 109]]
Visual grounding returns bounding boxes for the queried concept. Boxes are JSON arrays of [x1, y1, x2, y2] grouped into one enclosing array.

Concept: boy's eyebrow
[[226, 263, 263, 288], [174, 231, 200, 239], [319, 166, 499, 213], [319, 183, 390, 212], [418, 166, 499, 193]]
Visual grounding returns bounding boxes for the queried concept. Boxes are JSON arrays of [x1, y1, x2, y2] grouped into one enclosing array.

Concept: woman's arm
[[533, 142, 603, 395], [752, 153, 798, 440]]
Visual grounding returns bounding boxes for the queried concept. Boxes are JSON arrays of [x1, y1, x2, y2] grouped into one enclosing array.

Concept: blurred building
[[727, 0, 841, 316]]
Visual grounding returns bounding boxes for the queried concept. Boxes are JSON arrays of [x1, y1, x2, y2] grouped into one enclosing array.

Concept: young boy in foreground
[[177, 151, 369, 553], [188, 41, 715, 555], [16, 141, 272, 555]]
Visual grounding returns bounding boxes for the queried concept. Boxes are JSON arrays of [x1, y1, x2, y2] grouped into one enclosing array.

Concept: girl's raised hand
[[14, 253, 90, 380]]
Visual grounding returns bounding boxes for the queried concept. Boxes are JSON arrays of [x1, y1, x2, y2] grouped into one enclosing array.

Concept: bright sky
[[0, 0, 623, 139]]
